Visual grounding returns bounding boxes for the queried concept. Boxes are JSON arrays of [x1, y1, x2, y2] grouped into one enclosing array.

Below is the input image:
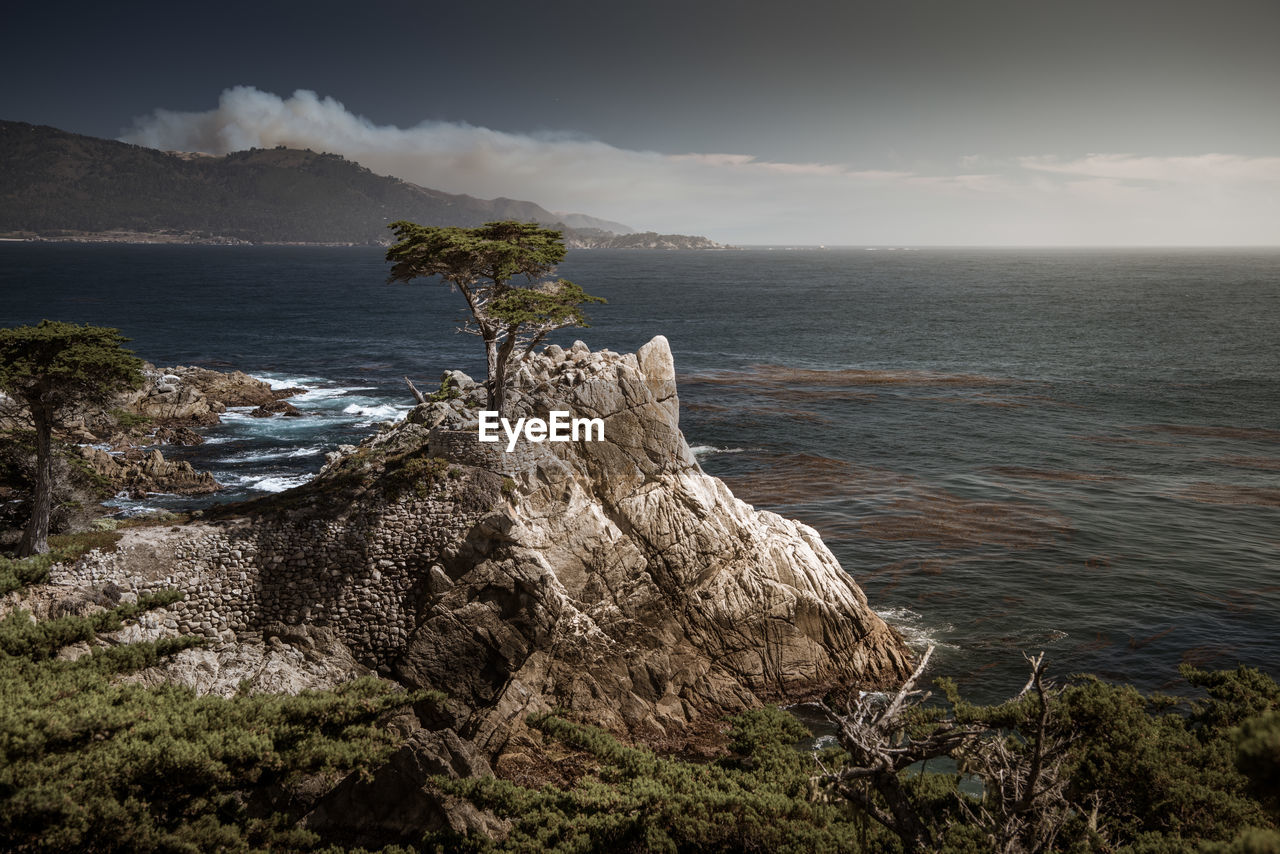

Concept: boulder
[[79, 446, 222, 497], [249, 399, 303, 418]]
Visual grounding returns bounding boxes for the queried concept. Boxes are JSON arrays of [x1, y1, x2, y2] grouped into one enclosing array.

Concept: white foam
[[690, 445, 746, 458], [242, 473, 315, 493], [877, 607, 959, 652], [341, 402, 405, 420], [249, 372, 326, 390], [217, 445, 326, 464], [294, 386, 374, 403]]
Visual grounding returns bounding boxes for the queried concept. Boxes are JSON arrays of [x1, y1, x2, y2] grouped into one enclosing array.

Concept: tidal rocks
[[249, 399, 302, 418], [116, 364, 296, 428], [79, 446, 222, 497]]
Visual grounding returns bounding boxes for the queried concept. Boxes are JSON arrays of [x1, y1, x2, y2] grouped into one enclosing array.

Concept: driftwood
[[404, 376, 428, 405]]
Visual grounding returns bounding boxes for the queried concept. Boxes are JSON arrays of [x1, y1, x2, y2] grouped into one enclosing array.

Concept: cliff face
[[54, 336, 909, 770], [398, 336, 909, 759]]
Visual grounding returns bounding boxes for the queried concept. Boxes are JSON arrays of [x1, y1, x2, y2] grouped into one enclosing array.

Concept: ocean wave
[[233, 473, 315, 493], [219, 411, 328, 432], [217, 445, 326, 464], [341, 402, 406, 420], [294, 385, 378, 403], [811, 734, 839, 751], [103, 491, 184, 516], [689, 445, 747, 458], [877, 607, 959, 652], [248, 372, 327, 390]]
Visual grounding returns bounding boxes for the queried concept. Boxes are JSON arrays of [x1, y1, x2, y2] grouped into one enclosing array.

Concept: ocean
[[3, 243, 1278, 702]]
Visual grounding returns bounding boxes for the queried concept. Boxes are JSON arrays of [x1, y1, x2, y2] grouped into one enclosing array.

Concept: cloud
[[121, 87, 945, 239], [121, 87, 1280, 245], [1020, 153, 1280, 184]]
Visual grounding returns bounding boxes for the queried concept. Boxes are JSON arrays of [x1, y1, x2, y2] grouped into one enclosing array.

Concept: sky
[[4, 0, 1279, 245]]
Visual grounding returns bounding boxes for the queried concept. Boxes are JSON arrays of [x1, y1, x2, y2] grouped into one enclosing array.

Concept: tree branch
[[403, 376, 428, 405]]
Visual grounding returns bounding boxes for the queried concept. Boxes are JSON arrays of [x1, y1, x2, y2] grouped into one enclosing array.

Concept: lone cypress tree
[[0, 321, 143, 556], [386, 220, 604, 414]]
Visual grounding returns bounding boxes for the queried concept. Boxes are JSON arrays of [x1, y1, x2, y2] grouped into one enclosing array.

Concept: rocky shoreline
[[16, 337, 910, 842], [72, 364, 300, 498]]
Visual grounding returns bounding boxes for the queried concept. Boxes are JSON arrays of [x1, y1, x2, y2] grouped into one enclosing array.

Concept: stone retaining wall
[[427, 427, 551, 476], [56, 483, 488, 667]]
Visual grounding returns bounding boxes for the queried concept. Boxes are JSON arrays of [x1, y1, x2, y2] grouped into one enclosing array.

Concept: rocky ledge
[[51, 336, 910, 839], [73, 365, 300, 496]]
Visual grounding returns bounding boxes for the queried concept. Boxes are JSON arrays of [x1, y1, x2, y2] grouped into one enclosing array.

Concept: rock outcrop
[[53, 336, 909, 808], [117, 365, 289, 427], [78, 446, 222, 497], [392, 336, 911, 763]]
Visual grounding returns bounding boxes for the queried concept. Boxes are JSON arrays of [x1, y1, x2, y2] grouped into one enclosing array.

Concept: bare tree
[[815, 648, 1076, 854], [815, 646, 979, 852]]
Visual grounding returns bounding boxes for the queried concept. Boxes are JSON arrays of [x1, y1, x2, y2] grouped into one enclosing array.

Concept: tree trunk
[[491, 328, 521, 419], [17, 406, 53, 557], [874, 768, 933, 853], [485, 337, 500, 412]]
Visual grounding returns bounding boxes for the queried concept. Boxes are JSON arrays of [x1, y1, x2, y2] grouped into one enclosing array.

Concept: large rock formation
[[117, 364, 290, 427], [52, 336, 909, 833], [391, 337, 910, 761], [77, 446, 222, 497]]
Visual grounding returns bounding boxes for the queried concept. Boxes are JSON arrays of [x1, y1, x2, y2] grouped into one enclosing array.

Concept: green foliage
[[430, 667, 1280, 854], [384, 452, 452, 500], [0, 559, 422, 851], [431, 708, 873, 853], [487, 280, 606, 330], [1059, 669, 1277, 845], [0, 320, 144, 414], [427, 374, 461, 402], [385, 220, 605, 412], [1237, 712, 1280, 813], [386, 220, 568, 288], [108, 407, 152, 431], [0, 552, 52, 595], [1, 321, 145, 555], [0, 530, 122, 594]]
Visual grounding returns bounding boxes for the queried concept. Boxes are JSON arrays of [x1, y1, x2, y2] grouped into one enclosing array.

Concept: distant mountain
[[552, 212, 636, 234], [0, 121, 728, 248], [563, 230, 733, 250]]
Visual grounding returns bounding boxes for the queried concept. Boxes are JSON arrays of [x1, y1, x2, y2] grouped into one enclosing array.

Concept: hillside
[[0, 121, 726, 248]]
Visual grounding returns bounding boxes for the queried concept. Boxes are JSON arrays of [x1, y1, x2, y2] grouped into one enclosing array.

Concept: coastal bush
[[427, 374, 461, 402], [384, 453, 452, 500], [423, 665, 1280, 854], [0, 567, 424, 853], [0, 530, 121, 593], [107, 407, 152, 431], [429, 707, 877, 853]]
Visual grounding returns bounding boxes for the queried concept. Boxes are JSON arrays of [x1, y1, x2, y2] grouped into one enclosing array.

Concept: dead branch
[[403, 376, 428, 405]]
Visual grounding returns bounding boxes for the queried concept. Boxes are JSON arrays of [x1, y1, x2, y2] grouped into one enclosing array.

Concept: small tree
[[386, 220, 604, 414], [0, 321, 143, 556]]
